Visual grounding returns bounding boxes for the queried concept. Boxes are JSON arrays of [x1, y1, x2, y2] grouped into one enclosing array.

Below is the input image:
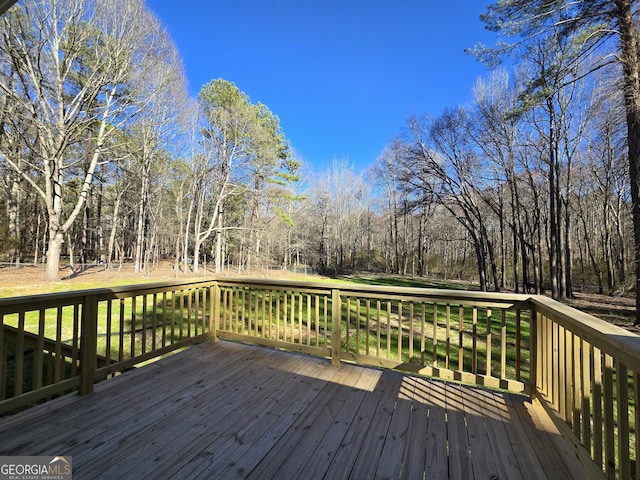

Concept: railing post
[[331, 289, 341, 366], [79, 294, 98, 395], [211, 282, 220, 342], [529, 302, 538, 400]]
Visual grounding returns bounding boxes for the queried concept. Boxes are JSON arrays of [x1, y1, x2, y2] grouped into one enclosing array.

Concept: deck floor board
[[0, 340, 598, 479]]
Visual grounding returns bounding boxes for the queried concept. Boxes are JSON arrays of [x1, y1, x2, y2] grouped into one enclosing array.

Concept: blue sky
[[147, 1, 498, 172]]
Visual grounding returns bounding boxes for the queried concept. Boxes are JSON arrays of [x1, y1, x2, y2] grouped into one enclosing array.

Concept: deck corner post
[[79, 294, 98, 395], [331, 288, 341, 366], [529, 301, 538, 401], [211, 282, 220, 342]]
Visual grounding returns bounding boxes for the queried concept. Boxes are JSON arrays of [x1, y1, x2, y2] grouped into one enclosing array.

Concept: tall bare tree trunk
[[134, 152, 151, 274], [107, 192, 123, 270], [215, 206, 223, 274], [45, 231, 64, 280], [615, 0, 640, 324]]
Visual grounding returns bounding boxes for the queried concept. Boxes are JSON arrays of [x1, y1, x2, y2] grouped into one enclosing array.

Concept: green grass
[[215, 284, 531, 386], [338, 295, 530, 382], [0, 277, 167, 299], [337, 274, 477, 290], [2, 287, 213, 400]]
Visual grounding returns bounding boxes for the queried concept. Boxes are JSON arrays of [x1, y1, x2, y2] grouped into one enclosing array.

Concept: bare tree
[[395, 112, 501, 292], [581, 75, 629, 293], [0, 0, 182, 280], [302, 160, 371, 275], [129, 66, 190, 274], [470, 69, 524, 290], [474, 0, 640, 322]]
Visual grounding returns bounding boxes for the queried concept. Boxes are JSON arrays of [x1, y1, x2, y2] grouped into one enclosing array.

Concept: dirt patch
[[0, 261, 310, 297], [566, 291, 639, 332], [0, 262, 211, 297]]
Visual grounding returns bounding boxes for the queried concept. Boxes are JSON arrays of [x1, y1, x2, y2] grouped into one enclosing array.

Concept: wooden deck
[[0, 340, 594, 479]]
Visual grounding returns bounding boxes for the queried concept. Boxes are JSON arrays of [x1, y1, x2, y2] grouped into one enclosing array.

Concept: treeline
[[373, 68, 630, 298], [0, 0, 298, 280], [0, 0, 637, 312], [301, 60, 632, 300]]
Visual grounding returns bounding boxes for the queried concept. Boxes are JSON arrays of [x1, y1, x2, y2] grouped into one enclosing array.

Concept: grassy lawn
[[0, 270, 629, 397], [0, 277, 177, 299], [339, 274, 476, 290]]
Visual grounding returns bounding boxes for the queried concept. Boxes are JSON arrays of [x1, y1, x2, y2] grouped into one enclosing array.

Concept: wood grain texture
[[0, 340, 600, 479]]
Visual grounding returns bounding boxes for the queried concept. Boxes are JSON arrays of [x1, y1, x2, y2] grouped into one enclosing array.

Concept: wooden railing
[[531, 297, 640, 479], [213, 279, 532, 393], [0, 279, 215, 414], [0, 277, 637, 478]]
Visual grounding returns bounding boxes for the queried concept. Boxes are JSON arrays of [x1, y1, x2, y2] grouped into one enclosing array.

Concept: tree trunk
[[604, 199, 615, 294], [470, 229, 488, 291], [536, 211, 544, 295], [563, 197, 573, 298], [33, 214, 40, 265], [549, 161, 560, 298], [44, 230, 63, 281], [392, 196, 400, 274], [107, 193, 123, 270], [508, 160, 523, 292], [498, 189, 506, 289], [486, 233, 501, 292], [614, 196, 627, 285], [97, 182, 104, 253], [8, 174, 20, 264], [134, 163, 150, 274], [615, 0, 640, 323], [80, 200, 89, 268], [215, 206, 223, 274], [182, 193, 195, 272], [547, 96, 564, 300], [581, 210, 604, 294], [193, 236, 204, 273]]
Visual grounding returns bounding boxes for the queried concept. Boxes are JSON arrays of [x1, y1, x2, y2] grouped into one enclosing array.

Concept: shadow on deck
[[0, 340, 593, 479]]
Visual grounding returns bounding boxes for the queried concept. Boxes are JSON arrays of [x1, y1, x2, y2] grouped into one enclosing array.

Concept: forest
[[0, 0, 639, 316]]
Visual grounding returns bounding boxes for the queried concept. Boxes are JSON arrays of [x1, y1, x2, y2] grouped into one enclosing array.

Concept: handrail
[[210, 278, 534, 398], [0, 278, 217, 312], [531, 296, 640, 372], [0, 279, 218, 414], [0, 277, 637, 478], [530, 295, 640, 480]]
